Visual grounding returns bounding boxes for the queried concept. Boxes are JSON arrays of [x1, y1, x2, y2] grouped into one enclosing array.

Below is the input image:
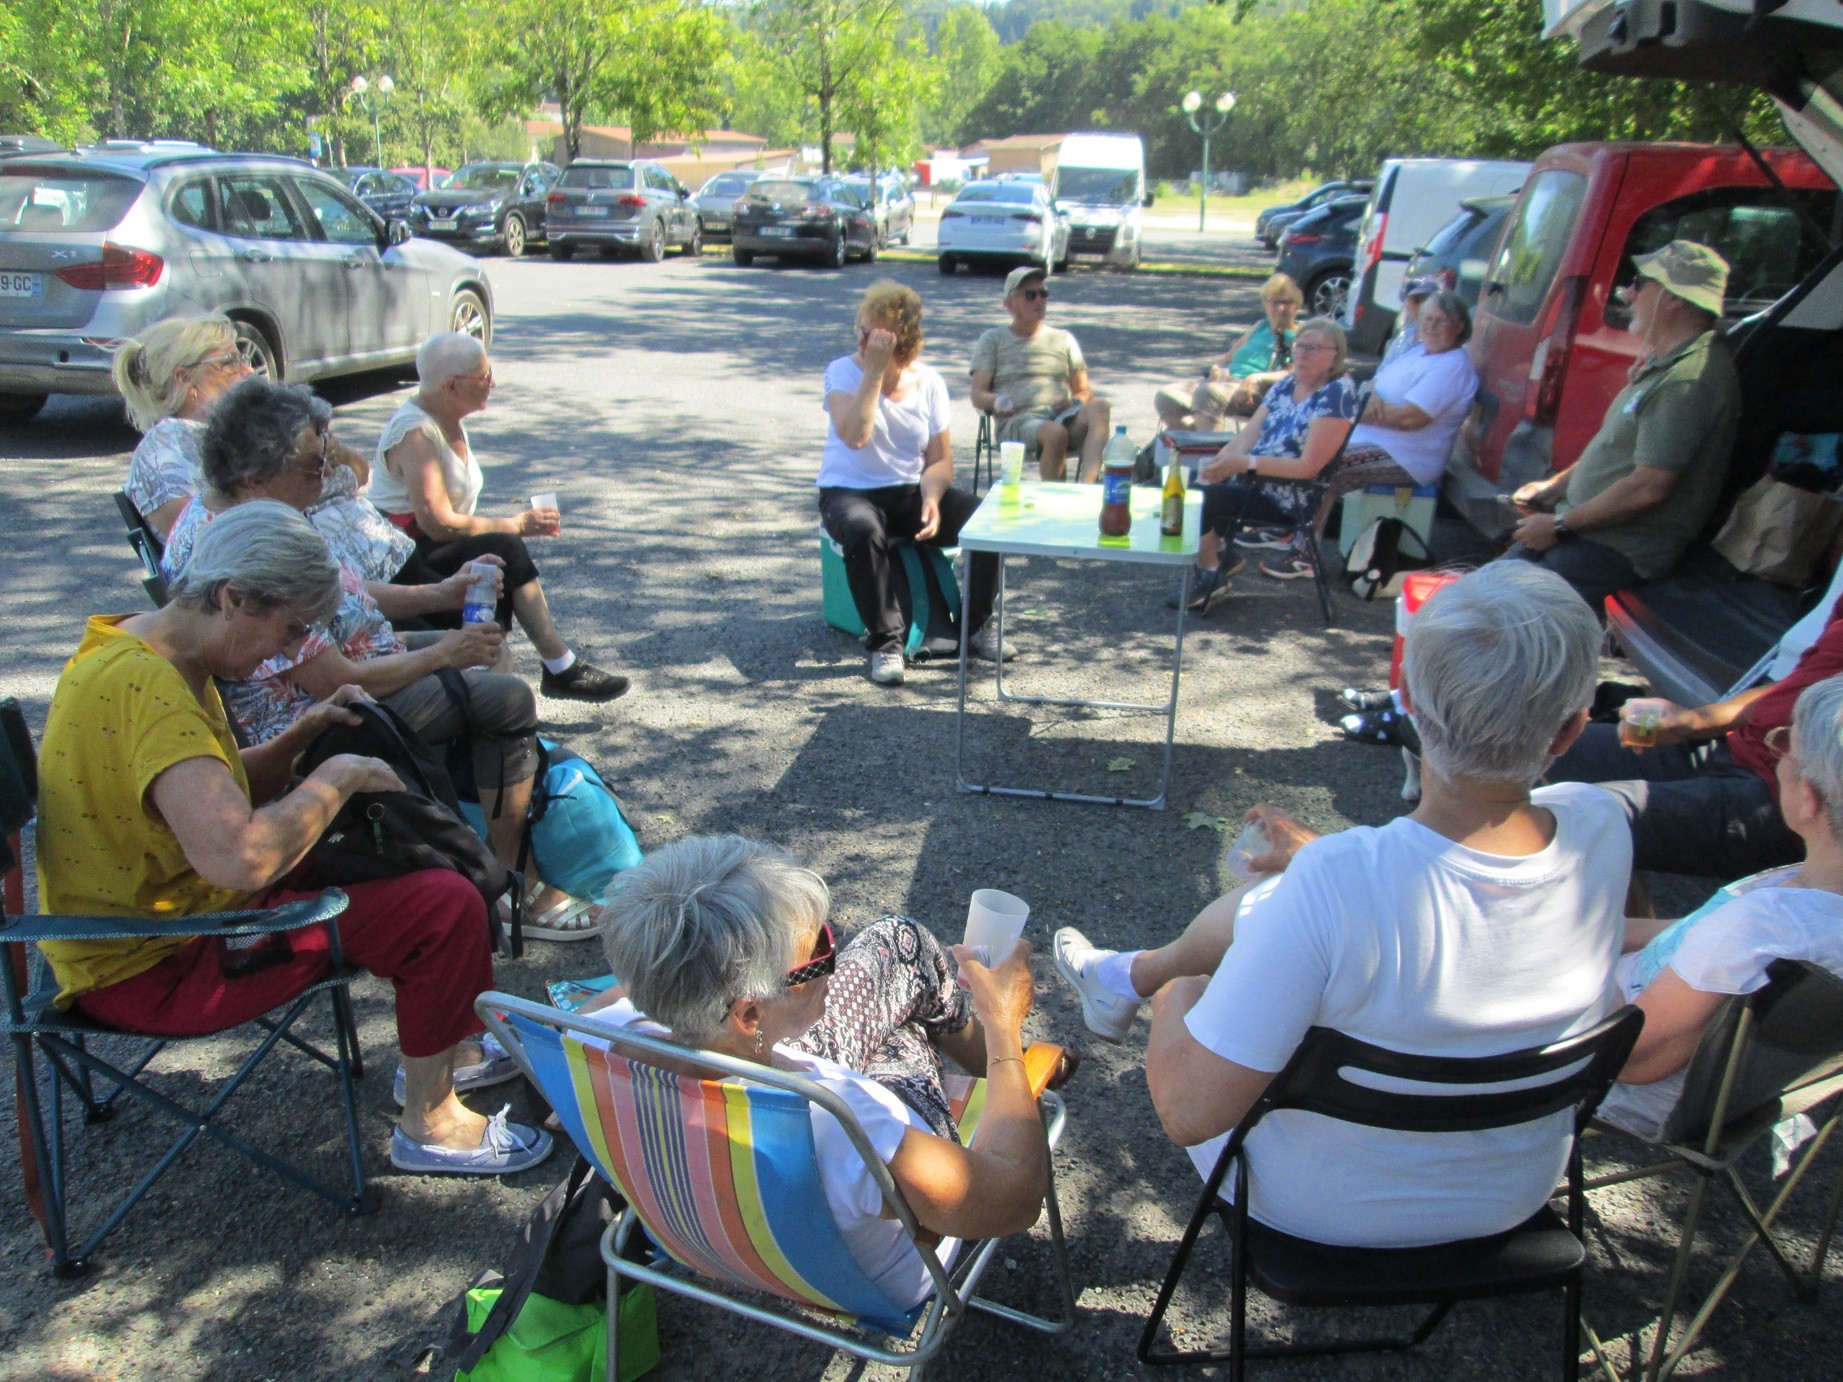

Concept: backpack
[[288, 700, 516, 927], [1345, 517, 1434, 602]]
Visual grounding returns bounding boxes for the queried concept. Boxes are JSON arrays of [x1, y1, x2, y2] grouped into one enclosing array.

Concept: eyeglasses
[[190, 350, 244, 373], [1020, 288, 1051, 303], [456, 371, 495, 387], [783, 922, 836, 987], [292, 427, 332, 478], [1293, 342, 1337, 355]]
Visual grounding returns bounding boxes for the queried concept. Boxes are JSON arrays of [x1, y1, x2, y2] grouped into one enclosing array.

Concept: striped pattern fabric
[[508, 1011, 949, 1336]]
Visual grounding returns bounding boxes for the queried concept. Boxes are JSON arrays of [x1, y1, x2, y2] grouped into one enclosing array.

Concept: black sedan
[[337, 166, 417, 220], [1274, 195, 1368, 319], [731, 177, 878, 269], [1256, 179, 1373, 249], [409, 161, 561, 256]]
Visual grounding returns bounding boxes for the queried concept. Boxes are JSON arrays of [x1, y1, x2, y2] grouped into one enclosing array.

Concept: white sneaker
[[968, 624, 1017, 662], [1052, 926, 1140, 1043], [868, 649, 905, 685]]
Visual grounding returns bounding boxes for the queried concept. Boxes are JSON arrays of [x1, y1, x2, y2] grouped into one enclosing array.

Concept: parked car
[[1344, 158, 1530, 355], [1274, 194, 1367, 319], [1404, 194, 1517, 311], [936, 179, 1069, 275], [844, 173, 915, 246], [337, 166, 417, 220], [409, 161, 560, 256], [0, 147, 492, 423], [691, 169, 762, 240], [1255, 179, 1373, 249], [0, 135, 64, 158], [390, 165, 451, 191], [1526, 0, 1843, 707], [546, 159, 700, 262], [731, 176, 879, 269]]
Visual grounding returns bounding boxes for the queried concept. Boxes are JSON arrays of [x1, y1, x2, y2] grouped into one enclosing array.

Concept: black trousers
[[389, 532, 540, 630], [819, 484, 996, 654], [1502, 538, 1640, 612]]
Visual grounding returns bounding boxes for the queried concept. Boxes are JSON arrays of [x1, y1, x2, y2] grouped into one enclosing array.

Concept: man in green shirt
[[1505, 239, 1740, 609], [970, 265, 1112, 481]]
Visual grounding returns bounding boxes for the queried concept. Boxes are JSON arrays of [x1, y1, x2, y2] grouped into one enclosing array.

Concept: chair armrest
[[0, 889, 349, 944], [1023, 1042, 1065, 1101]]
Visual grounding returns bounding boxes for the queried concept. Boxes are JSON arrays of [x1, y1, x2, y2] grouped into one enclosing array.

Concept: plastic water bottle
[[1099, 425, 1135, 538], [462, 562, 498, 624]]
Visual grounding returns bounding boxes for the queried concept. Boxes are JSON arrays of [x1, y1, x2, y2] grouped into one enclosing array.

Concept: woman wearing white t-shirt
[[1338, 289, 1479, 488], [581, 836, 1060, 1309], [1055, 562, 1630, 1248], [1601, 673, 1843, 1141], [819, 280, 1001, 686]]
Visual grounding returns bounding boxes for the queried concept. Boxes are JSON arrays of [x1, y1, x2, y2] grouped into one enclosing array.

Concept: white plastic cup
[[1619, 697, 1670, 751], [1000, 441, 1025, 488], [529, 492, 558, 512], [993, 392, 1014, 416], [1223, 820, 1272, 888], [963, 889, 1029, 967]]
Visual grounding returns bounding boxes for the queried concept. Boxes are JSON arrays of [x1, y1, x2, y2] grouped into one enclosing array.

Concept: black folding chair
[[1220, 417, 1356, 627], [0, 698, 373, 1278], [972, 409, 996, 494], [1138, 1007, 1645, 1381], [1584, 960, 1843, 1381], [113, 491, 169, 607]]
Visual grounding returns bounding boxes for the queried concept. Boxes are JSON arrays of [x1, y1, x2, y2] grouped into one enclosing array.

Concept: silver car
[[691, 169, 762, 240], [0, 146, 494, 423]]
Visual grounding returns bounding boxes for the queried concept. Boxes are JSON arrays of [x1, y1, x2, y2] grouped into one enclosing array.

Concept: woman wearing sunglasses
[[584, 835, 1059, 1309]]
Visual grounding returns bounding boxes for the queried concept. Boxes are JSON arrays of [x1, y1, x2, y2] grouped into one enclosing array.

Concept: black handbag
[[288, 700, 515, 923]]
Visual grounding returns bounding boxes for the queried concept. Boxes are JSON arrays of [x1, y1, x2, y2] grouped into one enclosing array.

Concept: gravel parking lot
[[0, 250, 1837, 1380]]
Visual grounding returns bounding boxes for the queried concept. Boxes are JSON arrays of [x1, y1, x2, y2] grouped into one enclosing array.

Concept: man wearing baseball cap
[[970, 266, 1112, 481], [1504, 239, 1740, 608]]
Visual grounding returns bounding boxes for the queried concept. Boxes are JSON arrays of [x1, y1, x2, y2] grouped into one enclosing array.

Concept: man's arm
[[1146, 976, 1278, 1146], [1067, 366, 1093, 406], [969, 367, 1003, 415], [1512, 466, 1676, 551]]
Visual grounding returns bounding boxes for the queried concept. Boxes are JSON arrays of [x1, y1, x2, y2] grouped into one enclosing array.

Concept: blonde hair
[[1293, 316, 1348, 378], [1259, 273, 1304, 307], [856, 279, 925, 366], [111, 315, 239, 433]]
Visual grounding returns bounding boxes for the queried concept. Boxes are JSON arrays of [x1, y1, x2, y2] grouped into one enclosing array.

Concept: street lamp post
[[1182, 89, 1235, 233], [349, 74, 394, 167]]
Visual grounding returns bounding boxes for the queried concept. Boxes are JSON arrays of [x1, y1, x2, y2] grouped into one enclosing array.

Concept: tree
[[606, 0, 731, 152], [837, 26, 933, 175], [382, 0, 479, 172], [756, 0, 911, 173], [923, 5, 1000, 146]]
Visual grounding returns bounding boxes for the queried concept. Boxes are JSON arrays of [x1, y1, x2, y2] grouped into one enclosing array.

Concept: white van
[[1343, 157, 1530, 354], [1051, 132, 1149, 270]]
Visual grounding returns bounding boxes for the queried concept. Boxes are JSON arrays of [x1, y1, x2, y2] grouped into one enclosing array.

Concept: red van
[[1447, 140, 1836, 530]]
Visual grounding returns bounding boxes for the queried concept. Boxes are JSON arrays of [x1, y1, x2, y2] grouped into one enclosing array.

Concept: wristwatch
[[1553, 515, 1574, 540]]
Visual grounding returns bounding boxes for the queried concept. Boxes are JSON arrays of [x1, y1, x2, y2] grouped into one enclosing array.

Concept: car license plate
[[429, 218, 458, 231], [763, 226, 799, 237], [576, 205, 609, 218], [0, 271, 43, 298], [971, 216, 1004, 226]]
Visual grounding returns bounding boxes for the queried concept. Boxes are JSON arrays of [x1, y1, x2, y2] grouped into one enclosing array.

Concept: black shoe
[[1168, 555, 1241, 614], [1340, 707, 1419, 751], [539, 659, 631, 702], [1339, 687, 1394, 712]]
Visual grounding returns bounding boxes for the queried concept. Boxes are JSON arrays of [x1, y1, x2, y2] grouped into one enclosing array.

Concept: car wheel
[[862, 233, 878, 264], [1308, 267, 1352, 319], [1129, 239, 1142, 271], [826, 233, 848, 269], [641, 220, 666, 263], [0, 393, 47, 425], [680, 221, 703, 257], [503, 214, 527, 258], [549, 241, 574, 261], [231, 318, 279, 380], [938, 255, 956, 275], [733, 246, 754, 267], [448, 288, 492, 347]]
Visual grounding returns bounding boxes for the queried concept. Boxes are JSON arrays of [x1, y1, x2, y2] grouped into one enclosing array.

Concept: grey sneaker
[[868, 649, 905, 685], [392, 1031, 521, 1109], [389, 1105, 555, 1177], [1053, 926, 1140, 1043], [968, 625, 1017, 662]]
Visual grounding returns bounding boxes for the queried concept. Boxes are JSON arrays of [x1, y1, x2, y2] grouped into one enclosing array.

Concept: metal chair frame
[[1219, 418, 1357, 627], [113, 490, 169, 607], [480, 993, 1078, 1382], [1138, 1008, 1645, 1381], [973, 410, 996, 494]]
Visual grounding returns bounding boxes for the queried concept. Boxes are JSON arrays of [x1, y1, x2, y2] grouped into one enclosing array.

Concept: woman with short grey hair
[[580, 835, 1068, 1309], [35, 499, 550, 1177], [1056, 564, 1633, 1250]]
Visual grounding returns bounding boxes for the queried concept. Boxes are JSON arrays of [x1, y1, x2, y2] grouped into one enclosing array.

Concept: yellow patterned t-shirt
[[36, 615, 254, 1005]]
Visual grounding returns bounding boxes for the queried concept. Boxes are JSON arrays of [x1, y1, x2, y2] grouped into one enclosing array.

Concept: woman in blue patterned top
[[1176, 317, 1360, 610]]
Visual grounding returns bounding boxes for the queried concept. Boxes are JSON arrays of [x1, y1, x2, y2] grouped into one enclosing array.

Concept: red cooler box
[[1388, 570, 1464, 690]]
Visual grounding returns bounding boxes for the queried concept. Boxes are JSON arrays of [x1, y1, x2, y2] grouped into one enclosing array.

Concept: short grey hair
[[200, 377, 331, 493], [598, 836, 831, 1044], [1790, 675, 1843, 841], [416, 331, 488, 389], [1420, 289, 1473, 346], [1404, 562, 1599, 785], [166, 500, 342, 627]]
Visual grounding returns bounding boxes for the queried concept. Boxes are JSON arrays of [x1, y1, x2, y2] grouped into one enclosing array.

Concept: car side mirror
[[1143, 192, 1154, 207], [678, 186, 689, 200], [387, 218, 411, 247]]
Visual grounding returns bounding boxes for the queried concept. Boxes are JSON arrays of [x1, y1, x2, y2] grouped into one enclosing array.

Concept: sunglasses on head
[[783, 922, 836, 987]]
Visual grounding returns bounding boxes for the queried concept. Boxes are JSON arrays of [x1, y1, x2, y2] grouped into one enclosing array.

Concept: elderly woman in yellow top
[[1154, 273, 1302, 431]]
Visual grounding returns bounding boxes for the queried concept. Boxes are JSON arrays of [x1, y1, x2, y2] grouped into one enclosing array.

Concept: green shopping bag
[[456, 1281, 658, 1382]]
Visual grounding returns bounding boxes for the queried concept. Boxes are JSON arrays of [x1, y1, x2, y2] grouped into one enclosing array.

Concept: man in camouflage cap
[[1505, 238, 1739, 608]]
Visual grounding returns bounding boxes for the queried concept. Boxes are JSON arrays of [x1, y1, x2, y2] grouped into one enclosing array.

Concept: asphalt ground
[[0, 244, 1838, 1380]]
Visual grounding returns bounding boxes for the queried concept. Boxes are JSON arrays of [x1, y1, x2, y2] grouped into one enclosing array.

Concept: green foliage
[[923, 6, 1001, 146], [753, 0, 928, 171]]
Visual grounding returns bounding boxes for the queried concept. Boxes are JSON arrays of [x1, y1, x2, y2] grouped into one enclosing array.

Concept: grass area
[[1148, 176, 1321, 220]]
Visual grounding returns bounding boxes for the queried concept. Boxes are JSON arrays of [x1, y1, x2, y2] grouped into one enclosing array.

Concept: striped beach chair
[[478, 993, 1075, 1381]]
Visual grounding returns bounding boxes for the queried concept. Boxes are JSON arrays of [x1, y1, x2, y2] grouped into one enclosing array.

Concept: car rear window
[[0, 171, 142, 232], [1487, 170, 1588, 326], [955, 184, 1036, 205], [706, 175, 753, 196], [751, 181, 815, 201], [1615, 186, 1840, 318], [561, 165, 632, 189], [1423, 206, 1485, 258]]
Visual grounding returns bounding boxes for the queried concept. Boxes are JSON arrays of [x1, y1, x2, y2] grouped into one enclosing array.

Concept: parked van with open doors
[[1052, 132, 1149, 269]]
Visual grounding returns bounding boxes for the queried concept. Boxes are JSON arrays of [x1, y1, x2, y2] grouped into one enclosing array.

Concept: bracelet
[[988, 1055, 1025, 1070]]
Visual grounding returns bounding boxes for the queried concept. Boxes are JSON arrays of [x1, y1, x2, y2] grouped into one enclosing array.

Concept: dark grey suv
[[410, 161, 560, 256], [0, 146, 493, 422], [545, 159, 701, 262]]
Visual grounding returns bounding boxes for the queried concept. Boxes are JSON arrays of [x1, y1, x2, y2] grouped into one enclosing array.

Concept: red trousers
[[75, 869, 493, 1059]]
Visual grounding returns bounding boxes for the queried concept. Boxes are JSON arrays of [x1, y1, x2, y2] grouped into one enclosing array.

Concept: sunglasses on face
[[1020, 288, 1050, 303], [783, 922, 836, 987]]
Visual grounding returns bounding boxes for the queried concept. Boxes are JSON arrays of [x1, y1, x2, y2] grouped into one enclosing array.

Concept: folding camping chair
[[0, 697, 372, 1277], [480, 992, 1077, 1381], [973, 410, 996, 494], [1583, 960, 1843, 1381], [113, 491, 169, 607], [1219, 417, 1357, 626], [1137, 1007, 1645, 1382]]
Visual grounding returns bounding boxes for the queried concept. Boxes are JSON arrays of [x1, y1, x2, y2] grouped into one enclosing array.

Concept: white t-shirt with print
[[587, 999, 955, 1310], [1348, 346, 1479, 485], [1182, 782, 1629, 1248], [123, 416, 205, 519], [1599, 873, 1843, 1141], [817, 356, 952, 491]]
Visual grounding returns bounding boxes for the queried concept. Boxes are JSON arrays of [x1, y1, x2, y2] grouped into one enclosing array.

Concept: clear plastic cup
[[1000, 441, 1025, 488], [1619, 697, 1670, 751], [993, 392, 1014, 416], [529, 492, 558, 512], [1223, 820, 1272, 888], [963, 889, 1029, 967]]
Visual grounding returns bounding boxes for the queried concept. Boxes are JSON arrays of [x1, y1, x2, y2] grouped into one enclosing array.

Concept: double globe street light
[[1182, 89, 1235, 233], [350, 74, 395, 167]]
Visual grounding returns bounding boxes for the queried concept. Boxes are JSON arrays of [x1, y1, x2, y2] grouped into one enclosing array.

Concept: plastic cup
[[963, 889, 1029, 967], [529, 492, 558, 512], [1223, 820, 1272, 888], [1619, 697, 1670, 751], [1000, 441, 1025, 488], [993, 392, 1014, 416]]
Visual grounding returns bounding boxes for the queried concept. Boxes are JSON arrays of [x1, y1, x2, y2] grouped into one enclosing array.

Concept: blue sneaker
[[390, 1105, 554, 1177]]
